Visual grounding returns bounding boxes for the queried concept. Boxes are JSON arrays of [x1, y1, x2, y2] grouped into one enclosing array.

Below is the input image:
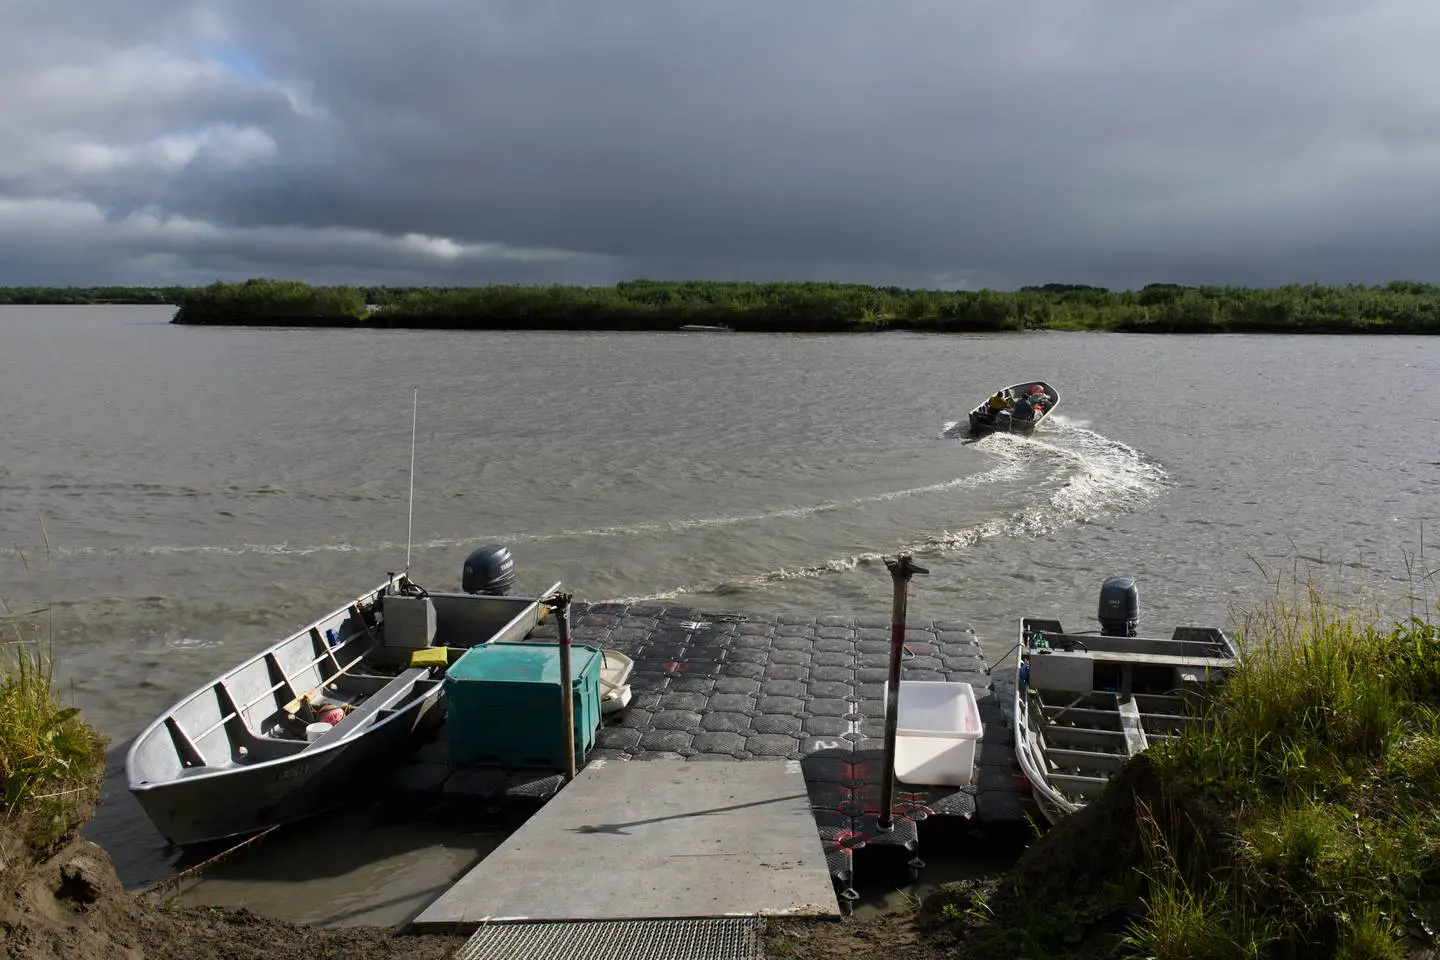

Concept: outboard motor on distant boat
[[462, 544, 517, 595], [1098, 575, 1139, 637]]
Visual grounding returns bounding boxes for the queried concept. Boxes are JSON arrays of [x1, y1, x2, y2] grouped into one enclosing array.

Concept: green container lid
[[448, 642, 600, 686]]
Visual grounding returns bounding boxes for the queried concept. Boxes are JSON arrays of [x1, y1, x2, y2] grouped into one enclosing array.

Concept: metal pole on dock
[[546, 592, 579, 783], [879, 554, 928, 832]]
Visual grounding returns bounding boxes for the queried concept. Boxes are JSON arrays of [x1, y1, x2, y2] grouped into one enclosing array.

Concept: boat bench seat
[[1117, 697, 1150, 756], [241, 736, 311, 760], [1043, 747, 1126, 772], [329, 671, 404, 697], [307, 667, 431, 748], [1047, 772, 1110, 795], [205, 681, 314, 761], [1082, 649, 1235, 669]]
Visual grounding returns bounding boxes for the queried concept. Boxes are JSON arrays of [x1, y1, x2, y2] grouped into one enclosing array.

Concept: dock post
[[878, 554, 928, 831], [545, 592, 579, 783]]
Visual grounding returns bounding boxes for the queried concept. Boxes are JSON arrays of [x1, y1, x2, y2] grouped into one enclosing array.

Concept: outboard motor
[[1098, 575, 1139, 637], [462, 544, 516, 595]]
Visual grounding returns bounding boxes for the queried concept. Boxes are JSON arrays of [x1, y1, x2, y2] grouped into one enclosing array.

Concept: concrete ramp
[[413, 759, 839, 928]]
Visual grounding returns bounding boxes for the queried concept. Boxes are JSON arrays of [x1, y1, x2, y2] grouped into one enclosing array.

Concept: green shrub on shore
[[1, 603, 107, 853], [959, 586, 1440, 959], [170, 278, 367, 324]]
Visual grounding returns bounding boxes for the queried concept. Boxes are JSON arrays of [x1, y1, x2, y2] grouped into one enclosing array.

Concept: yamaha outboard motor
[[462, 544, 516, 596], [1098, 575, 1139, 637]]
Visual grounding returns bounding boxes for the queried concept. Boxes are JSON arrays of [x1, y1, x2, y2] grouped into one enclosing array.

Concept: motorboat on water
[[1012, 576, 1238, 824], [125, 546, 633, 846], [968, 381, 1059, 435]]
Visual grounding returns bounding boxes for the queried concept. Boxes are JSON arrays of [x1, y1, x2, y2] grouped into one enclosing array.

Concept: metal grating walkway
[[456, 917, 767, 960]]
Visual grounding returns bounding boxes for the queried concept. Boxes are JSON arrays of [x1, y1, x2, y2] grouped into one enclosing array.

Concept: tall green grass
[[1, 541, 107, 852], [1129, 583, 1440, 959]]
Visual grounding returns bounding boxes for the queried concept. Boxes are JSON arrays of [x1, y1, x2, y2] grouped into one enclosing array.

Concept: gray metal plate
[[414, 759, 839, 926]]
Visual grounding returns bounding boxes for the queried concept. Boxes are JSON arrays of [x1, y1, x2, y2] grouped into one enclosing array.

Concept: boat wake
[[54, 444, 1031, 560], [923, 417, 1167, 548], [610, 416, 1169, 602], [50, 418, 1167, 608]]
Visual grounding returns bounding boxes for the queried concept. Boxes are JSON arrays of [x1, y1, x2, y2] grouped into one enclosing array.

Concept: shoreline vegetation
[[3, 277, 1439, 333]]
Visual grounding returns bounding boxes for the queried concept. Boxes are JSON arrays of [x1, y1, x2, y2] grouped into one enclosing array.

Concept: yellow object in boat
[[409, 647, 449, 667]]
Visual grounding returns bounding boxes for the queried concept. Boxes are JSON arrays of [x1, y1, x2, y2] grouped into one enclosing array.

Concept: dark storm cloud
[[3, 0, 1439, 287]]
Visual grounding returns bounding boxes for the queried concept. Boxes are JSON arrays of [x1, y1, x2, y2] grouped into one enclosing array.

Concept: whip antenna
[[405, 387, 418, 577]]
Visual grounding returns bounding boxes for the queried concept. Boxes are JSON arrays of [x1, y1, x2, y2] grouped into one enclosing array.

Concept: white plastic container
[[886, 679, 983, 787], [305, 721, 332, 742]]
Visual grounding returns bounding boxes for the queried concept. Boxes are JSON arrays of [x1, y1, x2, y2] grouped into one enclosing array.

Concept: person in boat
[[1013, 396, 1034, 421], [1025, 385, 1047, 416], [976, 392, 1004, 422]]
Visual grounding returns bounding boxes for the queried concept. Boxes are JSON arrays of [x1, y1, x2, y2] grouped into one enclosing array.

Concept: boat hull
[[129, 691, 443, 846], [969, 411, 1048, 435]]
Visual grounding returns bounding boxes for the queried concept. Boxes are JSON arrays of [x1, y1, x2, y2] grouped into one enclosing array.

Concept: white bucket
[[305, 721, 332, 742], [885, 680, 984, 787]]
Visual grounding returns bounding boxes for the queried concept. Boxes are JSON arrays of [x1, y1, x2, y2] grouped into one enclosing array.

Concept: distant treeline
[[0, 286, 192, 305], [15, 278, 1440, 333], [0, 283, 400, 307]]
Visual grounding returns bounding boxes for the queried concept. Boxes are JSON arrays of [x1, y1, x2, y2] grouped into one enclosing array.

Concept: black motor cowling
[[462, 544, 516, 595], [1098, 575, 1139, 637]]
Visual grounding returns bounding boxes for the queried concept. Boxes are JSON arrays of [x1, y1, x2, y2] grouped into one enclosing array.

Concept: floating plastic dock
[[393, 601, 1033, 937]]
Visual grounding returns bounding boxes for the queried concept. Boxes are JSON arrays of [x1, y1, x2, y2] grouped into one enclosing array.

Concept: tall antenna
[[405, 387, 418, 577]]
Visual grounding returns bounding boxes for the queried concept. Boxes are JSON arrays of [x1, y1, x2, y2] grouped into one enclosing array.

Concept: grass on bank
[[955, 584, 1440, 960], [1, 589, 107, 853]]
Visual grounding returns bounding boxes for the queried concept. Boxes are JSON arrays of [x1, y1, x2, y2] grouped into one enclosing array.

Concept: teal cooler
[[445, 642, 603, 769]]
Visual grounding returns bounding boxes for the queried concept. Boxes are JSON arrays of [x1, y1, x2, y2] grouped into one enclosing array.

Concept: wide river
[[2, 306, 1437, 919]]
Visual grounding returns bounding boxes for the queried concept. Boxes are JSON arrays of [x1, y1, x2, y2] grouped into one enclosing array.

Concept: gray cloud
[[3, 0, 1439, 289]]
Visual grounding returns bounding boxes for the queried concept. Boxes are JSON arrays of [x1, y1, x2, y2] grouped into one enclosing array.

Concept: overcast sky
[[3, 1, 1438, 290]]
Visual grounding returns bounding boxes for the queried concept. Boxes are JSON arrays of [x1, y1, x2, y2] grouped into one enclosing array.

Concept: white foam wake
[[608, 417, 1169, 602]]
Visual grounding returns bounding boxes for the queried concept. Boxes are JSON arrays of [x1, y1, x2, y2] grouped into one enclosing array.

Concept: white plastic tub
[[886, 680, 983, 787]]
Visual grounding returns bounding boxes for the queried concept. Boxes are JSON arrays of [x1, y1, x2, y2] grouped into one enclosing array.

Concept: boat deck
[[1024, 688, 1212, 787], [389, 600, 1031, 927]]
